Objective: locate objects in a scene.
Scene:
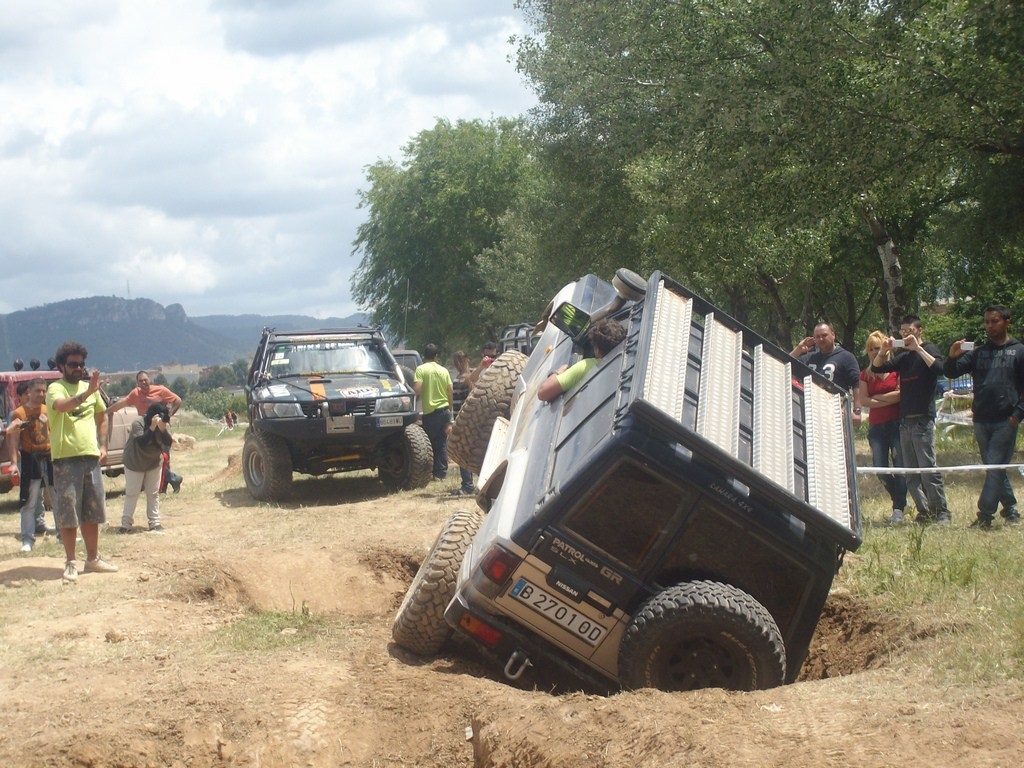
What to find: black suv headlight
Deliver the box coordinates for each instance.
[258,402,303,418]
[376,395,412,414]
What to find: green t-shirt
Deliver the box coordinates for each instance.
[555,357,599,394]
[45,379,106,460]
[414,361,453,415]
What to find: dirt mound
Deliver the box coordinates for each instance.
[798,589,904,680]
[1,432,1022,768]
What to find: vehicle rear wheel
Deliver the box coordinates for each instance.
[618,580,786,692]
[378,424,433,491]
[392,507,484,655]
[449,351,528,475]
[242,430,293,501]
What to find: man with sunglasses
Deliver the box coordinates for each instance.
[46,341,118,583]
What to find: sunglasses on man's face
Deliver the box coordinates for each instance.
[65,361,85,369]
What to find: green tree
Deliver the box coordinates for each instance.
[231,358,250,387]
[196,366,236,392]
[352,118,538,353]
[105,374,136,398]
[514,0,1024,341]
[184,389,236,421]
[170,377,192,399]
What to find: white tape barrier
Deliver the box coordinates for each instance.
[857,463,1024,475]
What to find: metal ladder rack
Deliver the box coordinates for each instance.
[640,280,852,530]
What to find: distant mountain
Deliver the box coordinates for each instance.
[0,297,370,372]
[190,312,370,349]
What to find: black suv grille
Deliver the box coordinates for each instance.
[300,399,376,418]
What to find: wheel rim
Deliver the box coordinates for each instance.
[247,449,265,487]
[378,436,409,478]
[658,635,748,691]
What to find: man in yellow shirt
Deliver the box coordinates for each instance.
[46,341,118,583]
[414,343,453,480]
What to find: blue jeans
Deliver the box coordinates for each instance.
[421,409,451,479]
[867,420,907,510]
[458,466,474,491]
[974,420,1019,521]
[899,417,949,520]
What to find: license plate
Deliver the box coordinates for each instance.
[377,416,402,427]
[509,578,607,646]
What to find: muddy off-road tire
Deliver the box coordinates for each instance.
[449,351,528,475]
[242,430,293,501]
[392,508,484,655]
[378,424,433,491]
[618,580,786,692]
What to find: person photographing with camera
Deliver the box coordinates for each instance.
[106,371,183,493]
[943,305,1024,529]
[118,402,174,534]
[870,315,950,525]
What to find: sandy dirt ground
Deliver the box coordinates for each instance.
[1,431,1022,768]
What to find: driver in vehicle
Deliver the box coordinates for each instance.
[537,319,626,402]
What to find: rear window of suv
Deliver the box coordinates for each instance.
[560,461,697,570]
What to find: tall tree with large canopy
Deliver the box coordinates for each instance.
[514,0,1024,339]
[352,118,536,352]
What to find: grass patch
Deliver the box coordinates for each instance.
[209,604,335,653]
[847,428,1024,684]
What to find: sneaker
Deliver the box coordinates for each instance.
[20,542,32,553]
[887,509,905,526]
[83,558,118,574]
[969,516,993,530]
[62,560,78,583]
[115,526,133,535]
[450,487,476,496]
[1002,512,1021,526]
[148,524,165,533]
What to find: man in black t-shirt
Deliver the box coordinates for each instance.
[871,315,950,525]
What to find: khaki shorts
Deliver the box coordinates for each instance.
[52,456,106,528]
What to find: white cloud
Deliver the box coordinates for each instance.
[0,0,535,318]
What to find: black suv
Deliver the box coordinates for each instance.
[393,270,862,692]
[243,327,432,500]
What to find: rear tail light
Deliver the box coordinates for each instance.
[479,545,521,586]
[459,613,502,647]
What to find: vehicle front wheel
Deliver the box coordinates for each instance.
[377,424,433,491]
[392,507,484,655]
[242,431,293,501]
[618,580,786,692]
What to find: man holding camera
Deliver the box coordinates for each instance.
[943,306,1024,529]
[107,371,183,493]
[871,315,950,525]
[46,341,118,582]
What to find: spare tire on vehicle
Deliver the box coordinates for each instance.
[448,350,528,475]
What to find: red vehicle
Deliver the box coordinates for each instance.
[0,369,133,494]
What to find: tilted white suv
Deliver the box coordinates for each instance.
[393,269,862,692]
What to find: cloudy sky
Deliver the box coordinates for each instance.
[0,0,537,319]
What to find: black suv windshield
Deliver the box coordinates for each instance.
[267,341,390,376]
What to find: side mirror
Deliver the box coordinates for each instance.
[550,302,592,343]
